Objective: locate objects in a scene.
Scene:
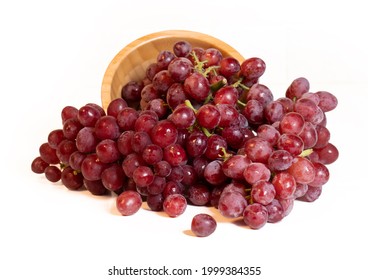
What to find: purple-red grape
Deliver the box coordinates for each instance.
[163,194,187,217]
[191,214,217,237]
[116,190,142,216]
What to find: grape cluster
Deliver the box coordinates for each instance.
[31,40,339,236]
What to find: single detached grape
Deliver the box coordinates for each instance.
[191,214,217,237]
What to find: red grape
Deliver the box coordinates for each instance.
[116,190,142,216]
[240,57,266,80]
[163,194,187,217]
[218,191,247,218]
[191,214,217,237]
[243,203,268,229]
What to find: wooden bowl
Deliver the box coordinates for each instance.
[101,30,245,110]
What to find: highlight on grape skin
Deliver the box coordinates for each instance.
[31,36,339,236]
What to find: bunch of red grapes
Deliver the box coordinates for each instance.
[31,40,338,237]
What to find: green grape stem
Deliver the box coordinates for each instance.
[59,163,67,170]
[220,147,232,161]
[299,148,314,158]
[190,51,206,75]
[245,194,253,205]
[184,99,197,113]
[184,99,213,137]
[190,50,220,78]
[237,99,246,108]
[203,93,213,104]
[201,127,212,137]
[210,77,227,92]
[73,169,80,175]
[231,76,250,91]
[203,65,220,77]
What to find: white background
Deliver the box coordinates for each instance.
[1,0,367,279]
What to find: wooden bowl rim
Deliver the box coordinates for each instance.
[101,30,244,109]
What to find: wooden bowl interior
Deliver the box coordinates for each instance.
[101,30,244,110]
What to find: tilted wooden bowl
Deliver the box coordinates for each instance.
[101,30,245,110]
